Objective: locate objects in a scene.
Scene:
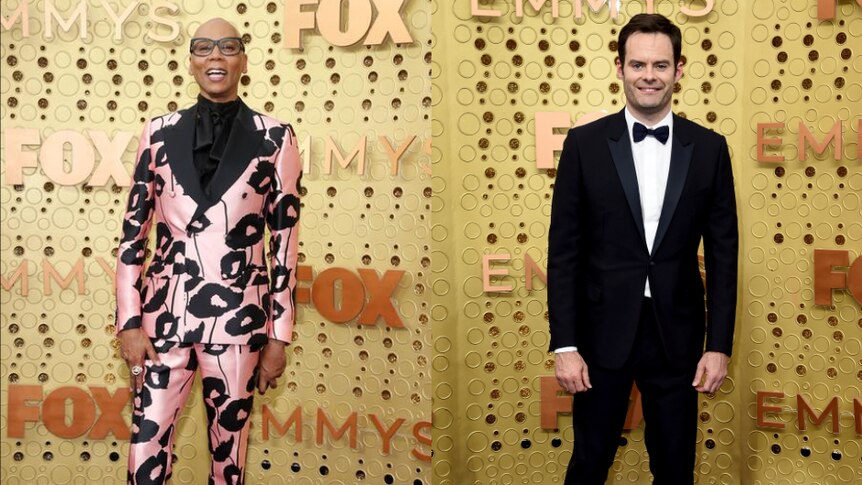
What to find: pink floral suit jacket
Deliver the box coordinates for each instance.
[115,100,301,346]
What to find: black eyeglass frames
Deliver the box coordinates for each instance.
[189,37,245,57]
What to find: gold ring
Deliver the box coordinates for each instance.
[131,365,143,376]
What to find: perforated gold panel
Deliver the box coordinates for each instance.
[432,1,860,484]
[1,0,431,483]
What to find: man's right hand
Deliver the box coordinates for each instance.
[118,328,160,392]
[554,351,592,394]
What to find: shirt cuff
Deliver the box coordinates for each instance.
[554,346,578,353]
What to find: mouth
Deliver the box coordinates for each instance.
[637,86,663,94]
[205,68,227,81]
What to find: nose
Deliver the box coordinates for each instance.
[643,66,656,81]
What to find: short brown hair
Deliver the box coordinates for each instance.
[618,13,682,65]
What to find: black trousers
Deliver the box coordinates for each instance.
[565,298,698,485]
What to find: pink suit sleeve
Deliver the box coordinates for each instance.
[265,124,302,343]
[115,121,155,335]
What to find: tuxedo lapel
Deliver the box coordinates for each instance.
[163,106,208,210]
[607,111,647,247]
[652,115,694,255]
[191,100,265,224]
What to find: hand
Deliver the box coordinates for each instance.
[118,328,160,392]
[692,351,729,393]
[554,351,592,394]
[257,339,287,395]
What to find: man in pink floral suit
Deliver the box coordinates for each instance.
[115,18,301,485]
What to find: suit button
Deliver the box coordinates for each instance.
[649,261,655,267]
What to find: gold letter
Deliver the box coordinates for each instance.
[471,0,502,17]
[680,0,714,17]
[813,249,849,306]
[316,408,358,448]
[39,130,94,185]
[146,1,180,43]
[365,0,413,45]
[798,120,841,161]
[756,391,785,429]
[483,254,513,292]
[44,0,88,40]
[324,136,367,174]
[379,135,416,176]
[89,130,134,187]
[43,258,86,296]
[756,123,785,163]
[317,0,373,47]
[535,112,570,169]
[797,395,840,434]
[516,0,559,17]
[98,0,141,41]
[0,1,29,37]
[284,0,319,49]
[3,128,40,185]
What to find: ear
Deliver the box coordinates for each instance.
[674,60,684,82]
[615,57,623,80]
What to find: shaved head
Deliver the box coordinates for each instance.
[193,17,240,39]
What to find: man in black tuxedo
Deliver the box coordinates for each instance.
[547,13,738,485]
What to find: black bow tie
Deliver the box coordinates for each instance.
[632,122,669,144]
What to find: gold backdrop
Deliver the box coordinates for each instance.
[0,0,431,483]
[432,1,860,484]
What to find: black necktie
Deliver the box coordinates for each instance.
[632,122,669,144]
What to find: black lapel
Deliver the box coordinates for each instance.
[163,106,208,209]
[189,99,265,226]
[651,115,694,255]
[606,111,647,246]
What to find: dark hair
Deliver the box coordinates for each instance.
[618,13,682,65]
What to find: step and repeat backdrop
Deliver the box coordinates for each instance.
[433,1,860,484]
[0,0,431,483]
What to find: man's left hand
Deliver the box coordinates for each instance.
[257,339,287,395]
[692,351,729,393]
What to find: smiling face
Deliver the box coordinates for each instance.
[616,32,683,125]
[189,18,247,103]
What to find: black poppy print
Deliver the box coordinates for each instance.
[154,173,166,196]
[120,239,148,266]
[188,283,243,318]
[220,251,248,280]
[266,193,300,231]
[133,450,168,484]
[203,377,230,408]
[155,223,173,252]
[186,214,212,234]
[142,280,170,314]
[219,397,254,432]
[155,312,179,340]
[131,417,160,444]
[223,464,242,485]
[133,148,154,182]
[225,305,267,336]
[202,344,229,356]
[183,322,205,342]
[226,214,265,249]
[247,161,274,194]
[144,363,171,390]
[212,435,235,462]
[269,266,292,293]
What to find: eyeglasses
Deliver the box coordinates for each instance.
[189,37,245,57]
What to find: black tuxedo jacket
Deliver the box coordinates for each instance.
[547,109,738,370]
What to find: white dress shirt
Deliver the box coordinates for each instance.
[555,108,674,354]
